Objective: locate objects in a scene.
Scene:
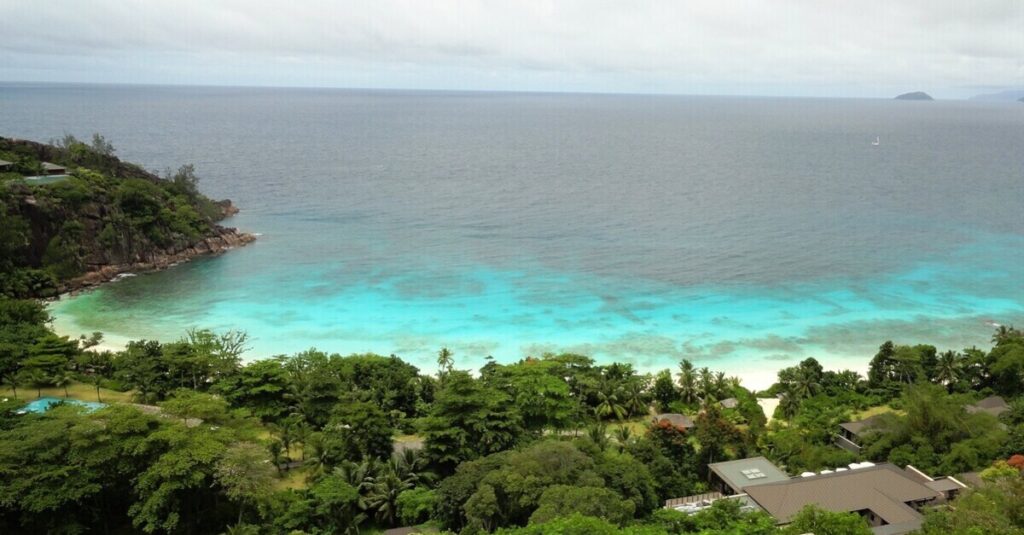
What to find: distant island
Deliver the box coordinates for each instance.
[895,91,933,101]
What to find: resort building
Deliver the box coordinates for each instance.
[0,158,12,171]
[836,414,885,454]
[719,397,739,409]
[41,162,67,175]
[666,457,967,535]
[838,396,1010,454]
[966,395,1010,418]
[652,413,695,431]
[708,456,790,495]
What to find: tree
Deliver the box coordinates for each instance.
[53,369,74,398]
[420,371,522,474]
[215,442,276,524]
[159,388,230,423]
[365,467,410,526]
[782,505,872,535]
[677,360,699,405]
[694,404,739,469]
[919,475,1024,535]
[652,369,678,411]
[934,350,962,390]
[396,487,437,526]
[321,400,394,462]
[595,383,627,421]
[436,347,454,381]
[529,485,635,526]
[309,474,366,534]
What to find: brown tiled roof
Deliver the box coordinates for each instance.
[744,464,939,524]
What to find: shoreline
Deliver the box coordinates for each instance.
[48,308,870,393]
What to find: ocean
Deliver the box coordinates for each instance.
[2,83,1023,386]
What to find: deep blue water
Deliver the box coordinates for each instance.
[2,84,1022,385]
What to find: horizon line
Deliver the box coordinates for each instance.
[0,79,979,101]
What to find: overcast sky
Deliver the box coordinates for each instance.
[1,1,1022,98]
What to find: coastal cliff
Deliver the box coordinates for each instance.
[0,135,255,297]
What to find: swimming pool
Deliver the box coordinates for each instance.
[17,396,107,414]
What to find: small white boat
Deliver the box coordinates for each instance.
[871,136,880,146]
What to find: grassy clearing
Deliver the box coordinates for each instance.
[854,405,901,420]
[274,465,311,490]
[1,381,135,404]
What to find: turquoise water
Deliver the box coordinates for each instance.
[2,85,1023,385]
[18,397,107,414]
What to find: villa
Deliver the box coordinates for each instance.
[838,396,1011,454]
[41,162,67,175]
[966,395,1010,418]
[665,457,967,535]
[652,413,695,431]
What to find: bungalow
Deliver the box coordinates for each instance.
[719,397,739,409]
[41,162,67,175]
[0,159,12,171]
[836,414,886,454]
[966,395,1010,418]
[667,456,966,535]
[652,413,695,431]
[838,396,1011,453]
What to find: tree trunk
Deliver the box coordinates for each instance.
[96,383,102,402]
[64,385,69,398]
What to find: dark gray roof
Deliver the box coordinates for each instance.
[708,456,790,492]
[925,477,967,493]
[839,414,886,436]
[966,396,1009,417]
[653,413,694,429]
[744,464,939,525]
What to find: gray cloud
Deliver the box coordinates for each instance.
[1,1,1022,96]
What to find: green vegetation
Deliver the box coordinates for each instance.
[0,135,235,298]
[2,294,1022,533]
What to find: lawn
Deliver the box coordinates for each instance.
[853,405,901,420]
[1,381,136,404]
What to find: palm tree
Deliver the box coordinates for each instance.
[677,360,699,405]
[391,449,435,487]
[779,392,801,419]
[713,371,729,399]
[365,468,410,527]
[612,425,632,451]
[20,369,48,398]
[595,384,627,421]
[436,347,454,382]
[621,380,648,417]
[792,368,821,400]
[697,367,715,402]
[332,459,377,508]
[586,423,610,450]
[53,371,74,398]
[934,350,962,390]
[992,325,1018,344]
